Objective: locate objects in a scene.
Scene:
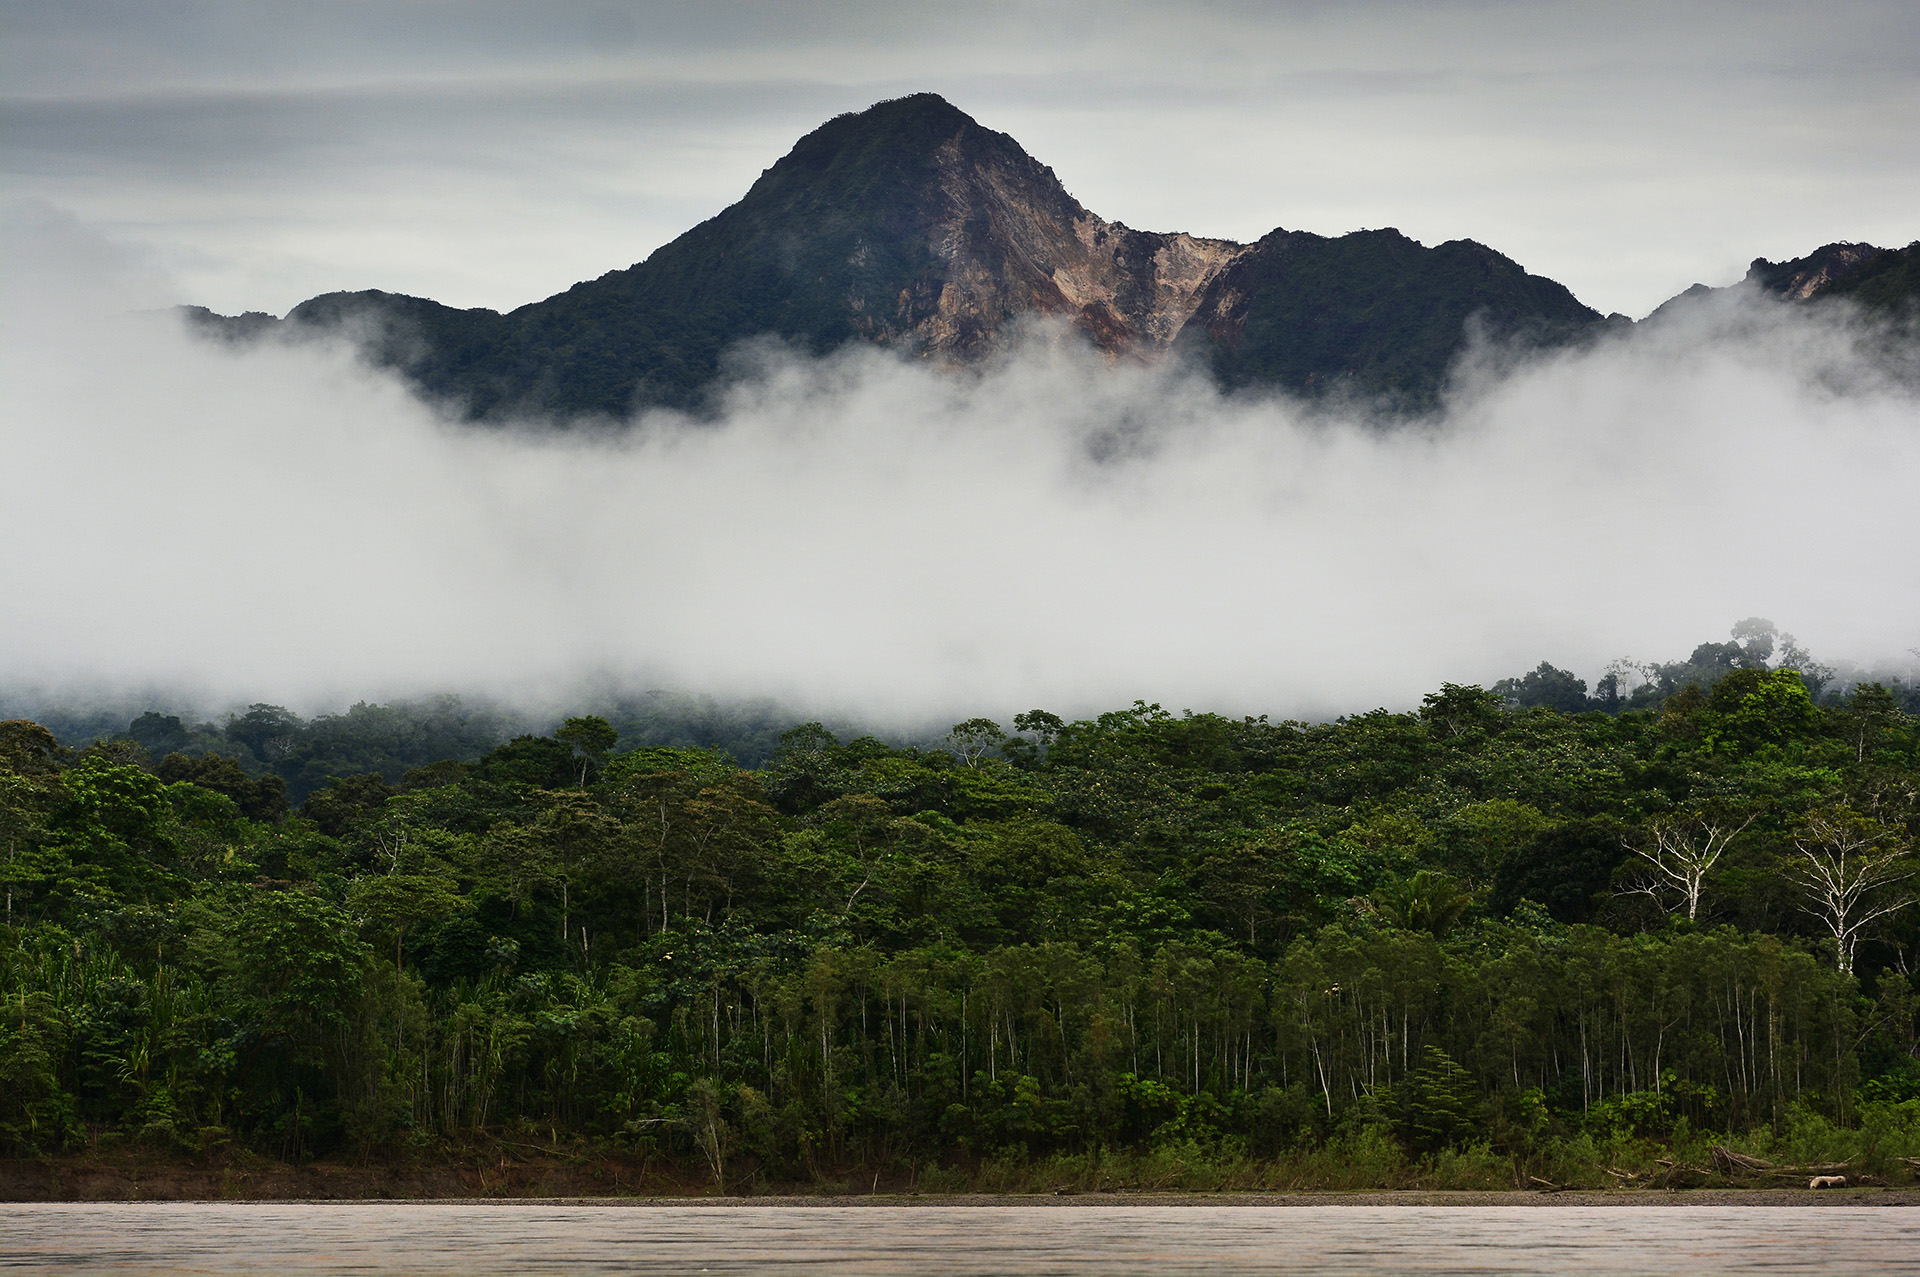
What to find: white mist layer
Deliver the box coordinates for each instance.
[3,207,1918,725]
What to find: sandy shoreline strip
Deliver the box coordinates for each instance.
[41,1189,1920,1207]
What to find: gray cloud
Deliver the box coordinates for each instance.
[3,207,1916,728]
[4,2,1917,317]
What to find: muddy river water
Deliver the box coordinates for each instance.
[2,1203,1917,1274]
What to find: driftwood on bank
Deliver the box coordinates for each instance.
[1711,1147,1774,1173]
[1710,1146,1854,1180]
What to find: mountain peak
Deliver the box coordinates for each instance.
[822,92,977,139]
[735,91,1047,226]
[760,93,989,187]
[181,94,1641,420]
[670,92,1240,369]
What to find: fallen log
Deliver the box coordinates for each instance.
[1658,1162,1710,1189]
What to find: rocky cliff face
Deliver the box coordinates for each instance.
[901,127,1246,358]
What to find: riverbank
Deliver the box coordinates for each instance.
[6,1149,1918,1204]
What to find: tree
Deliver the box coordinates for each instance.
[1394,1045,1484,1152]
[155,752,289,821]
[1186,841,1292,947]
[554,716,619,787]
[124,712,192,757]
[0,770,53,928]
[1703,667,1818,754]
[469,734,580,791]
[1493,663,1592,713]
[1491,819,1627,923]
[811,794,902,921]
[515,793,617,949]
[1624,811,1756,922]
[348,872,466,973]
[608,761,776,933]
[684,1078,731,1192]
[1775,631,1835,698]
[1730,617,1777,666]
[1002,710,1065,768]
[300,772,396,837]
[231,888,369,1047]
[1372,870,1474,937]
[1841,683,1901,763]
[49,755,182,909]
[1418,684,1507,738]
[224,704,304,764]
[1435,800,1552,887]
[1788,811,1914,974]
[0,721,65,775]
[945,718,1006,768]
[764,722,844,814]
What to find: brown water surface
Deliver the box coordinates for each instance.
[2,1203,1916,1275]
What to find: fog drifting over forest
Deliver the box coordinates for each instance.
[3,202,1918,729]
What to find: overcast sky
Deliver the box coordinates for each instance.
[6,0,1918,320]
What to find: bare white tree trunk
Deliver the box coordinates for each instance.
[1790,813,1913,975]
[1628,813,1755,920]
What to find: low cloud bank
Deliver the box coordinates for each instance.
[3,204,1917,730]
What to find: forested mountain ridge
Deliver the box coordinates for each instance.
[1173,225,1602,401]
[182,94,1638,419]
[1646,240,1920,320]
[4,627,1919,1189]
[1748,240,1920,308]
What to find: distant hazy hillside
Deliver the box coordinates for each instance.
[182,94,1916,422]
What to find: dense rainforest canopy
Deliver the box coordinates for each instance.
[3,629,1918,1189]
